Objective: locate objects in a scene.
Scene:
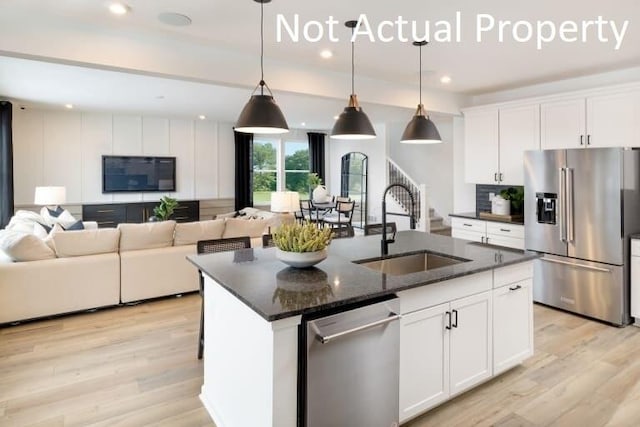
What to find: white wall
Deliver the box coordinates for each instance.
[12,107,235,205]
[452,116,476,213]
[387,117,456,224]
[327,124,387,223]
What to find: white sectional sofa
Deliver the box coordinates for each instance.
[0,212,291,324]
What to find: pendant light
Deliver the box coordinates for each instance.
[236,0,289,134]
[330,20,376,140]
[401,41,442,144]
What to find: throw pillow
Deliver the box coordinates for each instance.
[52,228,121,258]
[33,222,53,239]
[118,220,176,251]
[5,210,48,234]
[0,230,56,262]
[64,220,85,231]
[40,206,77,228]
[223,218,268,239]
[174,219,225,246]
[46,206,65,217]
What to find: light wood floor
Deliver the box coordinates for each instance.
[2,296,640,427]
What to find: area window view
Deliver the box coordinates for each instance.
[252,139,310,205]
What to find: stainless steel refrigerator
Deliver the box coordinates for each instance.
[524,148,640,326]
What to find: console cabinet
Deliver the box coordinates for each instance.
[83,200,199,227]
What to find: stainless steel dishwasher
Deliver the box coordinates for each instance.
[304,296,400,427]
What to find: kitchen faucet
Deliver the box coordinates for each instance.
[381,183,416,256]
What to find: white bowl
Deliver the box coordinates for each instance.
[276,248,327,268]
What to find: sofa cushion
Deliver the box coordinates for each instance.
[0,230,56,262]
[174,219,225,246]
[223,218,268,239]
[6,210,47,234]
[118,220,176,251]
[52,228,121,258]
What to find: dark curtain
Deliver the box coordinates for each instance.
[234,130,253,211]
[0,101,13,228]
[307,132,326,184]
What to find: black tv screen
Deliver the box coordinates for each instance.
[102,155,176,193]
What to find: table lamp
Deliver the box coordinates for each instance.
[34,186,66,212]
[270,191,300,213]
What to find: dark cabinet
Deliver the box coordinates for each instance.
[83,200,199,228]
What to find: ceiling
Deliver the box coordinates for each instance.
[0,0,639,124]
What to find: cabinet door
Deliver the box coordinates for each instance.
[485,233,525,250]
[451,228,485,243]
[586,91,640,148]
[632,255,640,319]
[498,104,540,185]
[541,98,586,150]
[449,291,492,396]
[399,303,450,423]
[464,109,499,184]
[493,279,533,374]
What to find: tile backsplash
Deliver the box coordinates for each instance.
[476,184,523,215]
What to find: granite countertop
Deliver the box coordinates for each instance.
[450,211,525,225]
[187,231,539,322]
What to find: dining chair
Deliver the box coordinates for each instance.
[196,236,251,360]
[331,223,355,239]
[300,199,325,224]
[262,233,275,248]
[364,222,397,236]
[322,201,355,229]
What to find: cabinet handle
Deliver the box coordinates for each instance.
[494,172,498,182]
[97,209,114,213]
[499,173,503,182]
[463,223,473,227]
[174,216,189,220]
[481,236,485,243]
[445,311,451,330]
[509,285,522,291]
[499,228,511,232]
[452,309,458,328]
[587,134,591,146]
[580,135,584,145]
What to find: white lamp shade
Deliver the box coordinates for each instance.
[34,186,66,206]
[270,191,300,213]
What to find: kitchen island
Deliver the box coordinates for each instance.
[188,231,538,427]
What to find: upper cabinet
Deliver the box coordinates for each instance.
[541,90,640,150]
[464,104,539,186]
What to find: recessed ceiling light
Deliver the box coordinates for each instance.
[198,115,206,120]
[320,49,333,59]
[158,12,192,27]
[108,3,130,15]
[64,104,73,109]
[333,115,339,120]
[301,122,306,127]
[440,75,452,84]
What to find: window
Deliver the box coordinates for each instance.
[252,138,310,206]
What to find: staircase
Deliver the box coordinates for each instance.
[387,159,451,236]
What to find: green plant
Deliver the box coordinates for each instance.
[308,173,323,188]
[273,222,333,252]
[499,187,524,213]
[153,196,179,221]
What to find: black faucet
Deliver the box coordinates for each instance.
[381,183,417,256]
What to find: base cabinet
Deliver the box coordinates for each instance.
[399,292,492,423]
[493,279,534,374]
[451,217,525,250]
[399,262,533,424]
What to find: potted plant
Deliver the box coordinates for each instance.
[272,222,333,268]
[499,187,524,215]
[308,173,329,203]
[151,196,179,221]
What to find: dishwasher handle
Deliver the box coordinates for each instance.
[314,313,401,344]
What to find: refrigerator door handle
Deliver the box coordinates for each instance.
[567,168,575,243]
[558,167,566,243]
[540,257,612,273]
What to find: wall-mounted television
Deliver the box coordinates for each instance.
[102,155,176,193]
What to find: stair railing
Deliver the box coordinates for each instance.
[386,159,429,232]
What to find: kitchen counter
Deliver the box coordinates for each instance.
[450,211,525,225]
[187,230,537,321]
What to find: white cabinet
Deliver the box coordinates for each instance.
[631,239,640,323]
[399,303,450,421]
[493,278,533,374]
[464,104,540,185]
[451,217,524,250]
[449,292,492,396]
[541,91,640,150]
[464,109,499,184]
[399,292,492,423]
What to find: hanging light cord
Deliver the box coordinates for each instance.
[351,28,355,95]
[259,0,265,94]
[418,43,423,105]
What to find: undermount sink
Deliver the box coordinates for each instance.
[355,251,470,276]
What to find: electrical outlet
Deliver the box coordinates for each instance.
[489,192,495,201]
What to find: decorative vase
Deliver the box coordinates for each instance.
[491,195,511,215]
[312,185,329,203]
[276,248,327,268]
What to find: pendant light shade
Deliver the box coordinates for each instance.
[401,41,442,144]
[235,0,288,134]
[331,20,376,140]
